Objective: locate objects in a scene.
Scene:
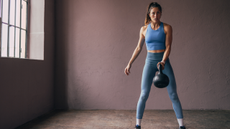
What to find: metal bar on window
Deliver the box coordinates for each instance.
[7,0,11,57]
[25,0,28,58]
[0,0,3,56]
[2,21,26,31]
[14,0,16,57]
[19,0,21,58]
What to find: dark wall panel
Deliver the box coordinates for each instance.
[0,0,55,128]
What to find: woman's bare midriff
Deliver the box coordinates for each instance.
[148,49,165,53]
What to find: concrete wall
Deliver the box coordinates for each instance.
[55,0,230,110]
[0,0,55,128]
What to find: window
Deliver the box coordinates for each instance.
[1,0,28,58]
[1,0,45,60]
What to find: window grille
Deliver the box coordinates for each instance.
[1,0,28,58]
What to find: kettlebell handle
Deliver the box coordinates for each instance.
[158,64,162,73]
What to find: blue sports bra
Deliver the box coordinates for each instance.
[145,22,166,50]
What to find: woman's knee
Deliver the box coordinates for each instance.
[169,92,179,101]
[140,91,150,102]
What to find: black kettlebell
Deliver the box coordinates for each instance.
[153,64,169,88]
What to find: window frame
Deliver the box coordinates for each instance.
[0,0,29,58]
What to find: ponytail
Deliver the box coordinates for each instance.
[144,2,162,25]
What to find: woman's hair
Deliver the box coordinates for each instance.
[144,2,162,25]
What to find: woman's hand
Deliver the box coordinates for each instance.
[157,62,165,70]
[124,64,132,75]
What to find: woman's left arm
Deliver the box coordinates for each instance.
[157,24,172,69]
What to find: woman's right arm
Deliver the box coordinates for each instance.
[124,26,146,75]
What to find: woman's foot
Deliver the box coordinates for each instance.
[180,126,186,129]
[135,125,141,129]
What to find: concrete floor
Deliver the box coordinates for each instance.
[16,110,230,129]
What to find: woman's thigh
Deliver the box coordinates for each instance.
[141,61,158,91]
[163,59,177,93]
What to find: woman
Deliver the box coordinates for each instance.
[124,2,186,129]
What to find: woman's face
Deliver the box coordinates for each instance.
[149,7,162,23]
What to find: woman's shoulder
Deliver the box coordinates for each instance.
[140,25,148,32]
[162,22,172,34]
[162,22,172,29]
[140,25,148,36]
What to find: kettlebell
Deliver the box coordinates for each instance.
[153,64,169,88]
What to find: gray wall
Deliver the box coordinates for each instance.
[55,0,230,110]
[0,0,55,128]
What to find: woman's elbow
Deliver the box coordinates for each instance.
[165,46,171,52]
[136,46,142,51]
[165,45,171,50]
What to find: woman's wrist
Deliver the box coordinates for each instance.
[161,60,165,65]
[128,62,132,66]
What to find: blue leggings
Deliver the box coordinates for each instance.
[136,52,183,119]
